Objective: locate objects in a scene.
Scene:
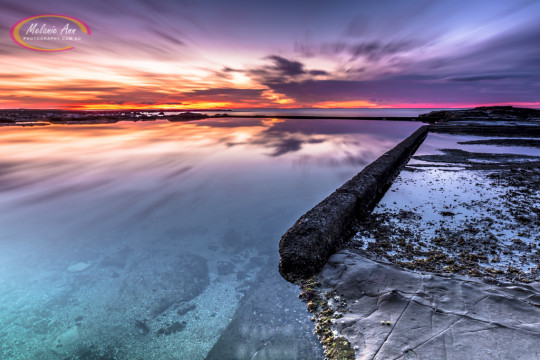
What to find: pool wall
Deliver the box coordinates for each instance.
[279,125,429,282]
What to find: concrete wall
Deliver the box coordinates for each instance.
[279,126,429,282]
[430,124,540,137]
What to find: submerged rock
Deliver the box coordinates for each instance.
[134,319,150,335]
[217,261,235,276]
[67,262,91,272]
[120,251,210,318]
[51,325,79,354]
[176,303,196,316]
[156,321,186,336]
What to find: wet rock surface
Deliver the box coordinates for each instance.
[318,250,540,360]
[352,132,540,283]
[457,138,540,148]
[419,106,540,122]
[413,148,540,166]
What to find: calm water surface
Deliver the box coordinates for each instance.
[160,107,450,118]
[0,117,421,359]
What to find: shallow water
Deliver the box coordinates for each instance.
[357,133,540,280]
[0,117,421,359]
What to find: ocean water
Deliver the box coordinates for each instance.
[159,108,450,118]
[0,117,422,359]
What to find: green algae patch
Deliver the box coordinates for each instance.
[299,277,355,360]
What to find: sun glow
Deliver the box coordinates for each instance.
[261,90,295,105]
[69,102,242,111]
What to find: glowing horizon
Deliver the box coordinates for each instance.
[4,101,540,111]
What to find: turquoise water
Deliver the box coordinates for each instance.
[0,117,421,359]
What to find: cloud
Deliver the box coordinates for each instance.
[256,137,303,156]
[300,39,419,63]
[250,130,326,157]
[193,119,265,128]
[266,55,306,77]
[349,40,417,61]
[85,87,268,106]
[247,55,329,88]
[184,88,264,98]
[177,88,268,105]
[447,75,526,82]
[309,70,328,76]
[261,9,540,107]
[263,74,540,106]
[222,67,242,72]
[150,28,186,46]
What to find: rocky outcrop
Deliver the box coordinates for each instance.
[167,112,209,121]
[318,250,540,360]
[419,106,540,123]
[278,126,428,282]
[430,123,540,137]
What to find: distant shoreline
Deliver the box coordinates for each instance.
[2,106,540,127]
[212,114,418,121]
[0,108,423,126]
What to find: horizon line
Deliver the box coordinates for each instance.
[1,104,539,112]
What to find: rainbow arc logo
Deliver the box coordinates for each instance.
[10,14,91,52]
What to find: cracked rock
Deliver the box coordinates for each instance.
[318,250,540,360]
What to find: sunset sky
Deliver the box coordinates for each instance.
[1,0,540,110]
